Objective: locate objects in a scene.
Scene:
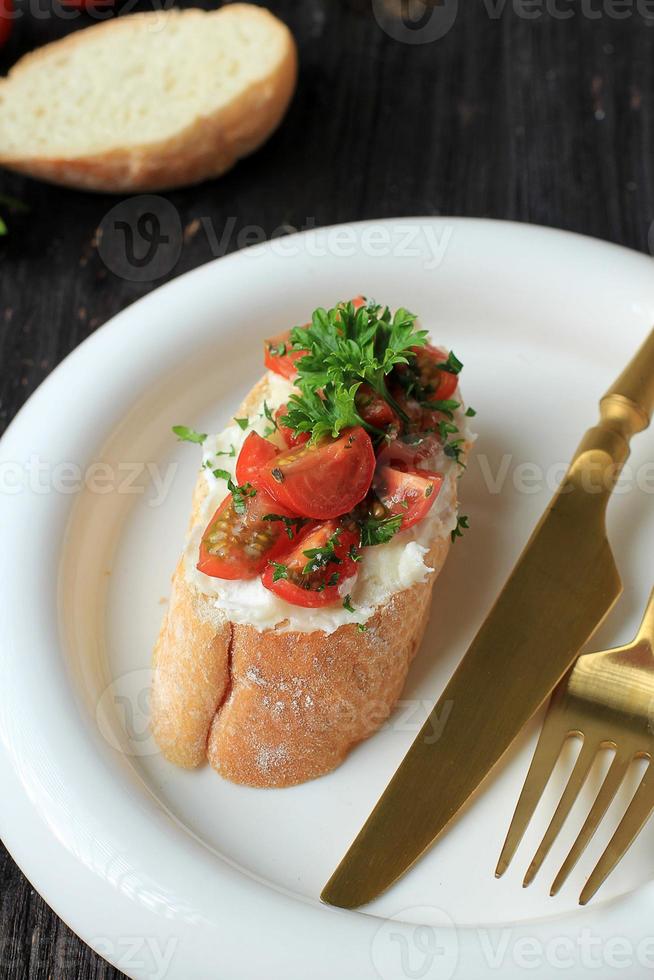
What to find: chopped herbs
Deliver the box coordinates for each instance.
[465,406,477,417]
[357,623,368,633]
[262,401,278,437]
[451,514,470,543]
[263,514,308,539]
[343,594,356,613]
[269,561,288,582]
[358,512,403,547]
[212,468,256,515]
[441,351,463,375]
[267,341,287,357]
[425,398,460,418]
[348,545,362,562]
[172,425,207,444]
[302,530,343,574]
[281,301,428,442]
[234,417,249,430]
[444,438,466,466]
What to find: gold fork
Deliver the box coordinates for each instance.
[496,588,654,905]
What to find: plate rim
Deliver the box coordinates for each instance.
[2,216,654,980]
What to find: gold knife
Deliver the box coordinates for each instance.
[322,328,654,909]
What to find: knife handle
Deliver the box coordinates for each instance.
[600,327,654,438]
[569,328,654,493]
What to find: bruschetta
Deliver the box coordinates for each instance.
[151,298,474,787]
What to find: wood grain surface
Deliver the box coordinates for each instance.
[1,0,653,976]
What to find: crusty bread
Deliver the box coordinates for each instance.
[0,5,297,193]
[151,376,459,788]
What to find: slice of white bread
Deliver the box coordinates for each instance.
[0,4,297,192]
[151,375,468,788]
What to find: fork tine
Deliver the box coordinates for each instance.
[580,764,654,905]
[495,720,567,878]
[523,739,597,887]
[550,751,629,896]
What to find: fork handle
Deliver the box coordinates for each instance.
[636,587,654,646]
[569,329,654,493]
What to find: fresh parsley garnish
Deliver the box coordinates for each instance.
[357,623,368,633]
[441,351,463,375]
[302,530,343,574]
[270,561,288,582]
[213,468,256,515]
[234,417,249,430]
[451,514,470,542]
[280,301,428,443]
[444,439,466,466]
[262,401,278,437]
[358,513,403,547]
[263,513,308,539]
[425,399,460,418]
[343,594,356,613]
[172,425,207,444]
[348,545,362,562]
[465,406,477,417]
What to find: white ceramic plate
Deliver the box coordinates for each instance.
[2,218,654,980]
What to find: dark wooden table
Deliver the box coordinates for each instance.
[2,0,654,976]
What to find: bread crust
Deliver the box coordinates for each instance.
[151,375,459,788]
[0,6,297,193]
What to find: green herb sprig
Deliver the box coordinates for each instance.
[281,301,428,443]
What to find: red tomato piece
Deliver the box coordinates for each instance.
[261,520,360,607]
[0,0,13,46]
[275,404,310,448]
[355,383,399,432]
[376,434,441,472]
[373,466,443,531]
[351,295,366,310]
[235,431,279,484]
[258,427,376,520]
[413,344,459,401]
[264,329,308,379]
[198,489,296,580]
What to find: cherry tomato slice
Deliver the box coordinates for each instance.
[355,383,399,432]
[258,427,375,520]
[261,520,360,607]
[275,404,310,448]
[198,488,296,580]
[376,434,441,472]
[0,0,13,46]
[235,431,279,484]
[264,329,308,379]
[373,466,443,531]
[413,344,459,401]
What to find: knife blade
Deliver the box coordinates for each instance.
[322,328,654,910]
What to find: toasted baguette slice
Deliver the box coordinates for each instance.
[151,375,464,788]
[0,5,297,193]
